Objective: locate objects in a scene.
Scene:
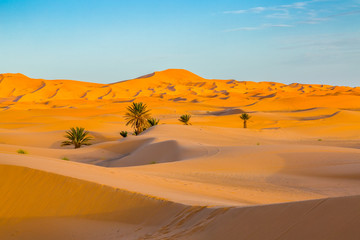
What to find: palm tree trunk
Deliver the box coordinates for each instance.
[244,120,247,128]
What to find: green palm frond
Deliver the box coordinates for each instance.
[120,131,128,137]
[147,117,160,126]
[240,113,251,121]
[179,114,191,125]
[240,113,251,128]
[124,102,151,134]
[61,127,93,149]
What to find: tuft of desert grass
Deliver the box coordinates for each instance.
[17,149,27,154]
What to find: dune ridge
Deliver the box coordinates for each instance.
[1,70,360,110]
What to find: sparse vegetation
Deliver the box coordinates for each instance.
[61,127,93,149]
[62,157,69,161]
[120,131,128,138]
[179,114,191,125]
[150,161,157,164]
[17,149,27,154]
[240,113,251,128]
[147,117,160,127]
[124,102,151,135]
[318,139,322,141]
[256,142,260,146]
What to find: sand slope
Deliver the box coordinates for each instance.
[0,70,360,239]
[1,164,360,240]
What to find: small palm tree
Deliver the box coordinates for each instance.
[124,102,151,135]
[148,118,160,127]
[120,131,128,138]
[179,114,191,125]
[240,113,251,128]
[61,127,93,149]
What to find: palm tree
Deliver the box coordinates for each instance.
[120,131,128,138]
[61,127,93,149]
[124,102,151,135]
[240,113,251,128]
[147,117,160,127]
[179,114,191,125]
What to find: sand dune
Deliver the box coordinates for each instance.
[1,69,360,239]
[1,70,360,109]
[1,163,360,240]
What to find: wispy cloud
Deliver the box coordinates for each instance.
[300,17,330,24]
[280,2,309,9]
[224,6,267,14]
[223,1,317,15]
[225,24,293,32]
[300,8,360,24]
[265,24,294,28]
[266,9,291,19]
[224,27,260,32]
[279,33,360,50]
[223,0,360,31]
[328,9,360,17]
[278,33,360,65]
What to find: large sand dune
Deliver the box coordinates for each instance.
[1,69,360,239]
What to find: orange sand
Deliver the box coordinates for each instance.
[0,69,360,239]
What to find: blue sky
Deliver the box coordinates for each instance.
[0,0,359,86]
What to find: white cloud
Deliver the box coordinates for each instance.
[266,9,291,19]
[223,0,359,31]
[300,17,330,24]
[223,10,247,14]
[225,24,293,32]
[224,27,260,32]
[223,6,267,14]
[251,7,267,13]
[281,2,309,9]
[264,24,294,28]
[224,1,315,15]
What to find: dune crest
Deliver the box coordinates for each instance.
[1,70,359,111]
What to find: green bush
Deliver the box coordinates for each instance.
[179,114,191,125]
[120,131,128,138]
[148,118,160,126]
[17,149,28,154]
[62,157,69,161]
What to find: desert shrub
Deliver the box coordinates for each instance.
[62,157,69,161]
[17,149,27,154]
[148,118,160,126]
[120,131,128,138]
[179,114,191,125]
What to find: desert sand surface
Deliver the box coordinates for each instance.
[1,69,360,239]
